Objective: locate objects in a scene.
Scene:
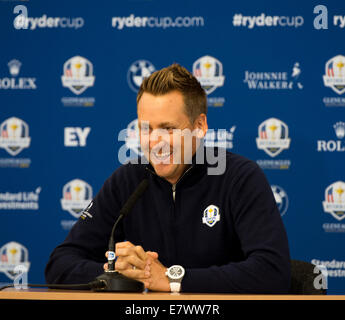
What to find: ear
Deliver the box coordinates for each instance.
[194,113,208,138]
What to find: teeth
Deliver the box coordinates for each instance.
[154,152,171,158]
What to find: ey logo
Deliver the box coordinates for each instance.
[64,127,91,147]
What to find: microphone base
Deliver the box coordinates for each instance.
[92,271,144,292]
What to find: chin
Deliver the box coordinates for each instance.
[152,163,177,181]
[153,163,173,175]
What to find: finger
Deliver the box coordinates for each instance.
[134,245,147,262]
[116,264,150,279]
[116,245,147,263]
[116,255,146,270]
[116,241,133,250]
[105,251,108,258]
[116,246,134,257]
[103,263,108,270]
[115,256,148,271]
[115,259,131,270]
[119,268,151,280]
[146,251,159,259]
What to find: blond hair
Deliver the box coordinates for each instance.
[137,63,207,123]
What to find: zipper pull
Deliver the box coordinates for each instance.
[172,184,176,202]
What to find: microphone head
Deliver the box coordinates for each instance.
[120,179,149,217]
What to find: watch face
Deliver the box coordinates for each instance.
[168,265,185,280]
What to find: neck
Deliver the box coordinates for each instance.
[165,164,191,185]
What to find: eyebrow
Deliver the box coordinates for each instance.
[157,122,177,128]
[139,121,178,129]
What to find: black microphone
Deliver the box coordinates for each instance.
[92,179,149,292]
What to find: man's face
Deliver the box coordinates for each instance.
[137,90,206,185]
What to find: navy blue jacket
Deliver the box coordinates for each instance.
[45,149,291,293]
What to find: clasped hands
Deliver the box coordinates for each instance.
[103,241,170,291]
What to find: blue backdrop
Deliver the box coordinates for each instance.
[1,0,344,294]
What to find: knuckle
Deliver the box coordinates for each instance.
[128,255,137,265]
[117,248,128,256]
[115,242,124,249]
[116,241,132,250]
[135,245,143,252]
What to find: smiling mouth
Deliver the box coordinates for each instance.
[151,149,173,163]
[149,140,174,164]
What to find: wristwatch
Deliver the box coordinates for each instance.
[165,265,185,292]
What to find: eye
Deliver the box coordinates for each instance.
[164,127,175,132]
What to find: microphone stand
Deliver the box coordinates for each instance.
[92,180,148,292]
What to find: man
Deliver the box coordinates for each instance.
[45,64,291,293]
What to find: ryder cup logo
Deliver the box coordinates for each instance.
[0,242,30,280]
[0,117,31,156]
[61,56,95,95]
[61,179,93,218]
[125,119,143,156]
[202,205,220,227]
[193,55,225,95]
[127,60,155,92]
[323,181,345,221]
[323,55,345,95]
[271,185,289,216]
[256,118,290,157]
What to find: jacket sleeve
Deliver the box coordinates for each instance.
[45,173,125,285]
[181,162,291,293]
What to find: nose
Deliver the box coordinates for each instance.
[149,129,170,151]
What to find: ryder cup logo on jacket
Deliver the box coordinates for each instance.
[61,56,95,95]
[0,241,30,280]
[193,56,225,95]
[127,60,155,92]
[61,179,93,218]
[202,205,220,227]
[0,117,31,156]
[322,181,345,221]
[323,55,345,95]
[256,118,290,157]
